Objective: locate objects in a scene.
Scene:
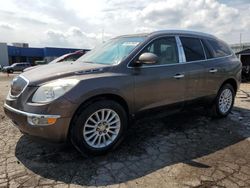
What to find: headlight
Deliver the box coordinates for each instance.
[32,79,79,103]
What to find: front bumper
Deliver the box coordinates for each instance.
[4,103,71,142]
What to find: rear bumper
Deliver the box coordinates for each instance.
[4,103,71,142]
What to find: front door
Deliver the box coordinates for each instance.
[132,36,186,112]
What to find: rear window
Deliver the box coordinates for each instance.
[180,37,205,62]
[205,39,232,58]
[201,40,213,59]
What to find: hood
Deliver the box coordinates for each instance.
[3,66,11,69]
[21,61,109,85]
[23,65,42,72]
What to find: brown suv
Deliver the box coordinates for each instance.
[4,30,241,155]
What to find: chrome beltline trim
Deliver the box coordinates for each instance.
[4,103,61,118]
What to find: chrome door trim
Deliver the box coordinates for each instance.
[209,68,218,73]
[200,39,207,59]
[175,36,186,63]
[127,35,233,69]
[173,74,185,79]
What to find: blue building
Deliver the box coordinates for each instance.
[0,43,89,66]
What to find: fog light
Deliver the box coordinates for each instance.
[27,116,58,126]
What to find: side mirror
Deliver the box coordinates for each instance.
[137,52,158,65]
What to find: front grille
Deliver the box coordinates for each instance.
[10,76,28,97]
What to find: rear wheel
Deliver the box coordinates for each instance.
[211,83,235,118]
[8,69,13,73]
[70,100,128,155]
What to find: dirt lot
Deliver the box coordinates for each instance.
[0,72,250,188]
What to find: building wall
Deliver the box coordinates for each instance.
[0,43,9,67]
[1,42,88,66]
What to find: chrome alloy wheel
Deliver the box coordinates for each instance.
[218,88,233,114]
[83,109,121,148]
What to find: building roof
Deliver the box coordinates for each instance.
[236,48,250,55]
[231,43,250,48]
[7,46,88,57]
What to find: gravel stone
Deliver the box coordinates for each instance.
[0,73,250,187]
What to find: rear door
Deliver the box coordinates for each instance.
[178,36,207,101]
[132,36,187,112]
[201,39,233,95]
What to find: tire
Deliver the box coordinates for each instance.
[8,69,13,74]
[211,83,235,118]
[70,100,128,156]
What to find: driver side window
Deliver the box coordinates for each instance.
[142,37,179,66]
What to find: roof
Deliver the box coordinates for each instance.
[149,30,217,39]
[117,30,217,40]
[115,33,149,38]
[236,48,250,55]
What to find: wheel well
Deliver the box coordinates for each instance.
[221,78,237,92]
[68,94,129,138]
[84,94,129,113]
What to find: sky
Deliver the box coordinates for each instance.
[0,0,249,49]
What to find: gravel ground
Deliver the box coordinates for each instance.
[0,72,250,188]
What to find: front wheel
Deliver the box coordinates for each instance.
[211,84,235,118]
[70,100,128,156]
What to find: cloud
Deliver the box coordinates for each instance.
[134,0,246,38]
[97,0,250,43]
[0,0,249,48]
[0,23,14,30]
[43,27,112,48]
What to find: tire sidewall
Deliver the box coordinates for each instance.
[215,84,235,116]
[70,100,128,155]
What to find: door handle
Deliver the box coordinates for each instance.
[209,68,218,73]
[173,74,185,79]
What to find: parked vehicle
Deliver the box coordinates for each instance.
[236,49,250,82]
[24,50,89,72]
[34,60,47,65]
[4,30,241,155]
[49,50,89,64]
[2,62,31,73]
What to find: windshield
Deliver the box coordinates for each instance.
[77,36,145,65]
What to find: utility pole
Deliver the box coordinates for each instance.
[240,33,242,50]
